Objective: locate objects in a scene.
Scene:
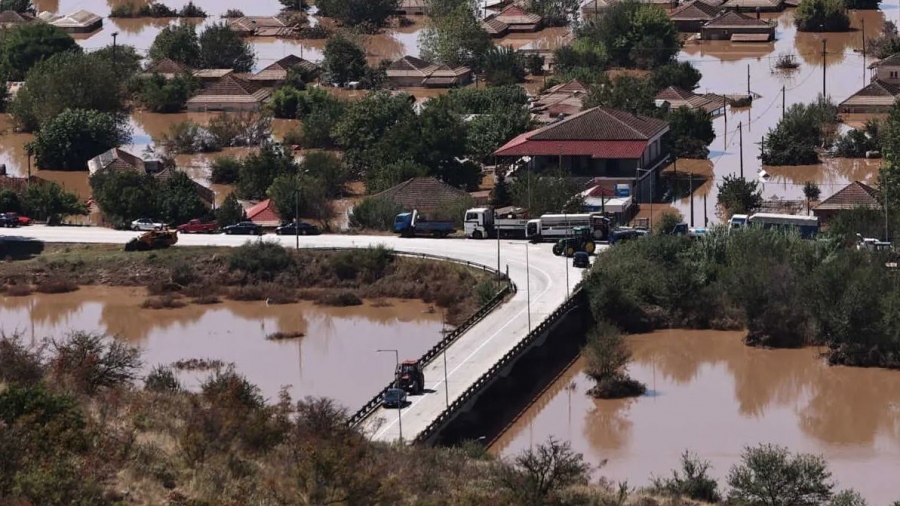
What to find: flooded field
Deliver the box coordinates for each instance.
[0,286,445,404]
[492,330,900,504]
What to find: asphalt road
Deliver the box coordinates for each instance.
[1,226,590,443]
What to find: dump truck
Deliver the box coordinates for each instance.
[124,230,178,251]
[394,209,455,238]
[464,207,529,239]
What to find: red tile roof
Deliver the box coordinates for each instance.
[814,181,880,211]
[530,107,669,141]
[247,199,281,225]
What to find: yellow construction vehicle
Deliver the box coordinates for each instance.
[124,230,178,252]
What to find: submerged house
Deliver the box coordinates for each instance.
[38,9,102,33]
[840,53,900,113]
[186,75,271,112]
[248,55,320,87]
[87,148,214,206]
[386,55,472,88]
[394,0,428,15]
[227,16,295,37]
[0,10,35,29]
[668,1,721,32]
[494,107,670,203]
[655,87,727,116]
[700,11,776,41]
[142,58,193,80]
[721,0,785,10]
[531,79,588,124]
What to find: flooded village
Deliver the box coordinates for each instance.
[1,0,900,504]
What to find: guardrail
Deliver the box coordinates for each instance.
[413,287,584,444]
[338,247,516,428]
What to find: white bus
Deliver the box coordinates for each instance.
[525,213,611,242]
[729,213,819,239]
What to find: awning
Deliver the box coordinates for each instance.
[730,33,772,42]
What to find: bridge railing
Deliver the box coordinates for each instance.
[334,248,515,428]
[413,287,584,444]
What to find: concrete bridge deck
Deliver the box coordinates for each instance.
[3,226,584,443]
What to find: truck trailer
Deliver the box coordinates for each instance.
[394,209,455,238]
[464,208,529,239]
[525,213,612,243]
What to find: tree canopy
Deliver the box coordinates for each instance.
[11,51,128,132]
[578,0,680,69]
[667,107,716,159]
[528,0,579,26]
[760,96,838,165]
[321,33,368,86]
[236,143,300,200]
[316,0,399,30]
[198,22,256,72]
[419,0,493,68]
[0,22,80,81]
[136,73,199,113]
[21,181,87,224]
[795,0,850,32]
[717,174,763,218]
[27,109,131,170]
[481,46,526,86]
[149,23,201,67]
[90,167,207,224]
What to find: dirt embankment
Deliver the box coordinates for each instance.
[0,243,502,325]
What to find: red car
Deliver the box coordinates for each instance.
[176,219,218,234]
[1,212,30,226]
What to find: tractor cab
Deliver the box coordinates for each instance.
[552,226,597,257]
[395,360,425,395]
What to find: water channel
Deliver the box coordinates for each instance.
[0,286,444,404]
[492,330,900,504]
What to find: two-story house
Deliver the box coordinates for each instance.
[493,107,670,203]
[839,53,900,114]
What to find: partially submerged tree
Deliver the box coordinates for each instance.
[321,33,368,86]
[28,109,131,170]
[650,61,703,91]
[236,143,299,200]
[0,22,79,81]
[583,320,647,399]
[577,0,680,68]
[419,0,493,68]
[759,96,838,165]
[316,0,399,30]
[717,174,763,218]
[149,22,201,67]
[795,0,850,32]
[667,107,716,159]
[198,22,255,72]
[527,0,579,26]
[135,72,199,113]
[481,46,527,86]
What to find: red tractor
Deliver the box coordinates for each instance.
[395,360,425,395]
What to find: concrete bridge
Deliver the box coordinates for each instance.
[4,226,584,443]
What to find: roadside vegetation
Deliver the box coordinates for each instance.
[0,243,497,324]
[0,328,887,505]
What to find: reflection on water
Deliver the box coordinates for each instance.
[0,286,444,404]
[493,330,900,505]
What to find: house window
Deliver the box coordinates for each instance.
[891,71,899,79]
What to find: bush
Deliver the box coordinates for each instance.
[349,197,403,230]
[50,331,142,394]
[28,108,131,170]
[316,291,363,306]
[727,444,834,506]
[210,156,241,184]
[760,96,838,165]
[142,294,188,309]
[0,238,44,259]
[795,0,850,32]
[35,278,78,294]
[145,365,180,392]
[265,331,305,340]
[6,283,32,296]
[228,241,293,281]
[0,333,45,385]
[327,246,395,283]
[650,451,721,503]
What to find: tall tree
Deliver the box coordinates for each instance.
[198,22,256,72]
[527,0,579,27]
[727,444,834,506]
[803,181,821,214]
[236,143,299,199]
[136,73,199,113]
[92,43,143,77]
[321,33,367,86]
[578,0,680,68]
[10,51,127,132]
[584,74,658,116]
[90,170,161,222]
[316,0,400,29]
[299,151,349,198]
[419,0,492,68]
[21,182,87,224]
[149,23,201,67]
[717,174,763,218]
[667,107,715,159]
[650,61,702,91]
[216,192,245,227]
[27,109,131,170]
[334,91,416,171]
[795,0,850,32]
[0,23,80,81]
[267,173,333,225]
[481,46,526,86]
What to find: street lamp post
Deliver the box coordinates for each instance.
[636,167,653,233]
[376,348,402,444]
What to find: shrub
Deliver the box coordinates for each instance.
[727,444,834,506]
[145,365,180,392]
[475,280,501,306]
[650,451,721,503]
[266,331,305,340]
[349,197,404,230]
[193,294,221,305]
[50,331,142,394]
[228,241,293,281]
[656,212,684,235]
[0,332,45,385]
[327,246,395,283]
[316,291,363,306]
[497,437,591,505]
[222,8,244,17]
[141,294,187,309]
[34,277,78,293]
[0,238,43,258]
[179,1,207,17]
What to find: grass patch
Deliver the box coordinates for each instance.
[141,294,187,310]
[34,278,79,294]
[172,358,225,371]
[316,291,363,307]
[265,331,305,341]
[192,295,221,305]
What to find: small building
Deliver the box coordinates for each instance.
[481,17,510,37]
[700,11,775,41]
[655,87,726,116]
[491,5,542,32]
[186,75,272,112]
[532,79,588,124]
[248,55,320,87]
[0,10,34,29]
[580,184,633,221]
[494,107,670,203]
[386,55,472,88]
[142,58,193,80]
[227,16,295,37]
[838,80,900,114]
[38,9,102,33]
[370,177,471,215]
[668,1,721,32]
[246,199,281,227]
[812,181,880,222]
[868,52,900,83]
[720,0,785,11]
[394,0,428,15]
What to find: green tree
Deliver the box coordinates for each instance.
[301,151,349,198]
[316,0,400,29]
[578,0,680,68]
[28,109,131,170]
[650,451,721,503]
[236,143,299,199]
[0,0,34,13]
[322,33,367,86]
[524,53,545,76]
[0,22,79,81]
[136,72,198,113]
[650,61,702,91]
[267,173,333,225]
[490,171,512,208]
[803,181,821,214]
[584,74,658,116]
[11,51,127,132]
[335,91,416,171]
[552,39,607,81]
[667,107,715,159]
[210,155,241,184]
[528,0,578,26]
[157,171,206,225]
[270,85,305,119]
[481,46,526,86]
[465,105,531,162]
[198,22,255,72]
[364,159,427,193]
[727,444,834,506]
[511,171,584,215]
[717,174,763,218]
[656,211,685,234]
[795,0,850,32]
[92,43,143,77]
[833,120,881,158]
[21,182,87,224]
[279,0,308,10]
[419,0,493,68]
[216,192,245,227]
[760,96,838,165]
[302,98,347,148]
[498,437,591,505]
[148,22,201,67]
[90,169,161,222]
[0,189,21,213]
[348,196,402,230]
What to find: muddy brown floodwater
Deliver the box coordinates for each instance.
[0,286,444,405]
[492,330,900,504]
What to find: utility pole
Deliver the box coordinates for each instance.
[822,39,827,97]
[886,185,890,242]
[111,32,119,69]
[747,64,750,95]
[294,189,300,250]
[723,95,728,148]
[738,122,744,179]
[862,18,867,86]
[689,172,695,227]
[704,192,708,226]
[782,85,786,118]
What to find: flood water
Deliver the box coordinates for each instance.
[492,330,900,504]
[0,286,444,404]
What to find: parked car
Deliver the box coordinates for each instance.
[573,251,590,268]
[382,387,408,408]
[176,219,218,234]
[222,221,262,235]
[0,213,20,227]
[275,221,320,236]
[131,218,166,231]
[2,213,31,226]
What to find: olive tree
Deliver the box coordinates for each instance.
[727,444,834,506]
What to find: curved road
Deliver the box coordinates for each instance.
[1,227,591,443]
